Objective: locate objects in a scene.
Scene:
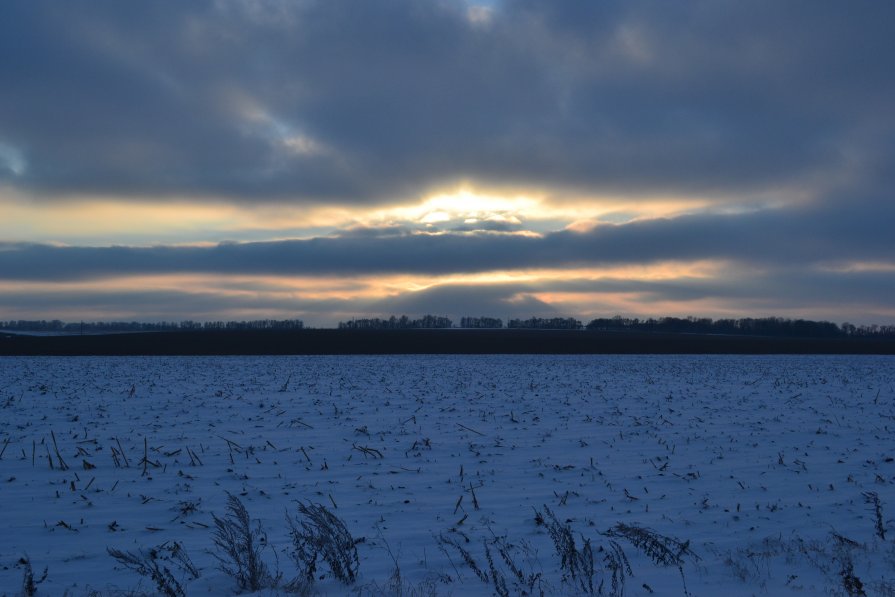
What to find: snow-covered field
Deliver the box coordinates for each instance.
[1,355,894,596]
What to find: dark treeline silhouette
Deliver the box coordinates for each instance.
[840,322,895,337]
[198,319,305,331]
[337,315,453,330]
[339,315,584,330]
[508,317,583,330]
[584,316,895,338]
[460,316,504,329]
[0,319,304,333]
[3,315,895,338]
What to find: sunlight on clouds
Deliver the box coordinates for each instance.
[376,189,538,227]
[0,195,236,242]
[364,186,718,231]
[419,210,453,224]
[0,275,386,305]
[6,260,890,325]
[0,191,355,244]
[0,182,780,247]
[390,261,723,293]
[0,262,724,304]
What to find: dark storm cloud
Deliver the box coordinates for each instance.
[2,202,893,281]
[1,0,893,202]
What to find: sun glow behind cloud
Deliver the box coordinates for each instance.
[0,185,722,245]
[4,181,881,325]
[377,187,723,230]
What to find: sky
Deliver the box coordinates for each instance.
[1,0,894,327]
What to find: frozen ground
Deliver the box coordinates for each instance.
[0,355,894,596]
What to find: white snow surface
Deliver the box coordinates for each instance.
[1,355,894,596]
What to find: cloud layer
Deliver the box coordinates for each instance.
[2,201,893,280]
[1,1,893,324]
[2,1,893,203]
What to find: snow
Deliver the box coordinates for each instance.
[1,355,894,596]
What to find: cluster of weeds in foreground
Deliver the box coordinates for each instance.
[604,522,698,596]
[720,525,895,597]
[287,500,362,588]
[437,530,547,597]
[538,506,598,595]
[107,541,199,597]
[109,493,360,595]
[484,536,547,597]
[435,505,696,597]
[354,541,442,597]
[108,491,895,596]
[110,492,703,596]
[211,493,279,592]
[354,568,441,597]
[535,505,699,597]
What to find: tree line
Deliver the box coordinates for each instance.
[507,317,583,330]
[460,316,504,329]
[584,316,895,338]
[0,319,304,333]
[337,315,453,329]
[3,315,894,338]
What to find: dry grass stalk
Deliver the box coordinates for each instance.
[107,543,192,597]
[115,437,131,467]
[539,505,597,595]
[50,431,68,471]
[288,500,361,585]
[604,523,697,596]
[436,532,488,584]
[212,493,276,592]
[862,491,886,541]
[487,537,545,597]
[18,555,48,597]
[603,539,632,597]
[352,443,384,459]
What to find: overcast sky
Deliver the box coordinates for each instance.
[1,0,893,326]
